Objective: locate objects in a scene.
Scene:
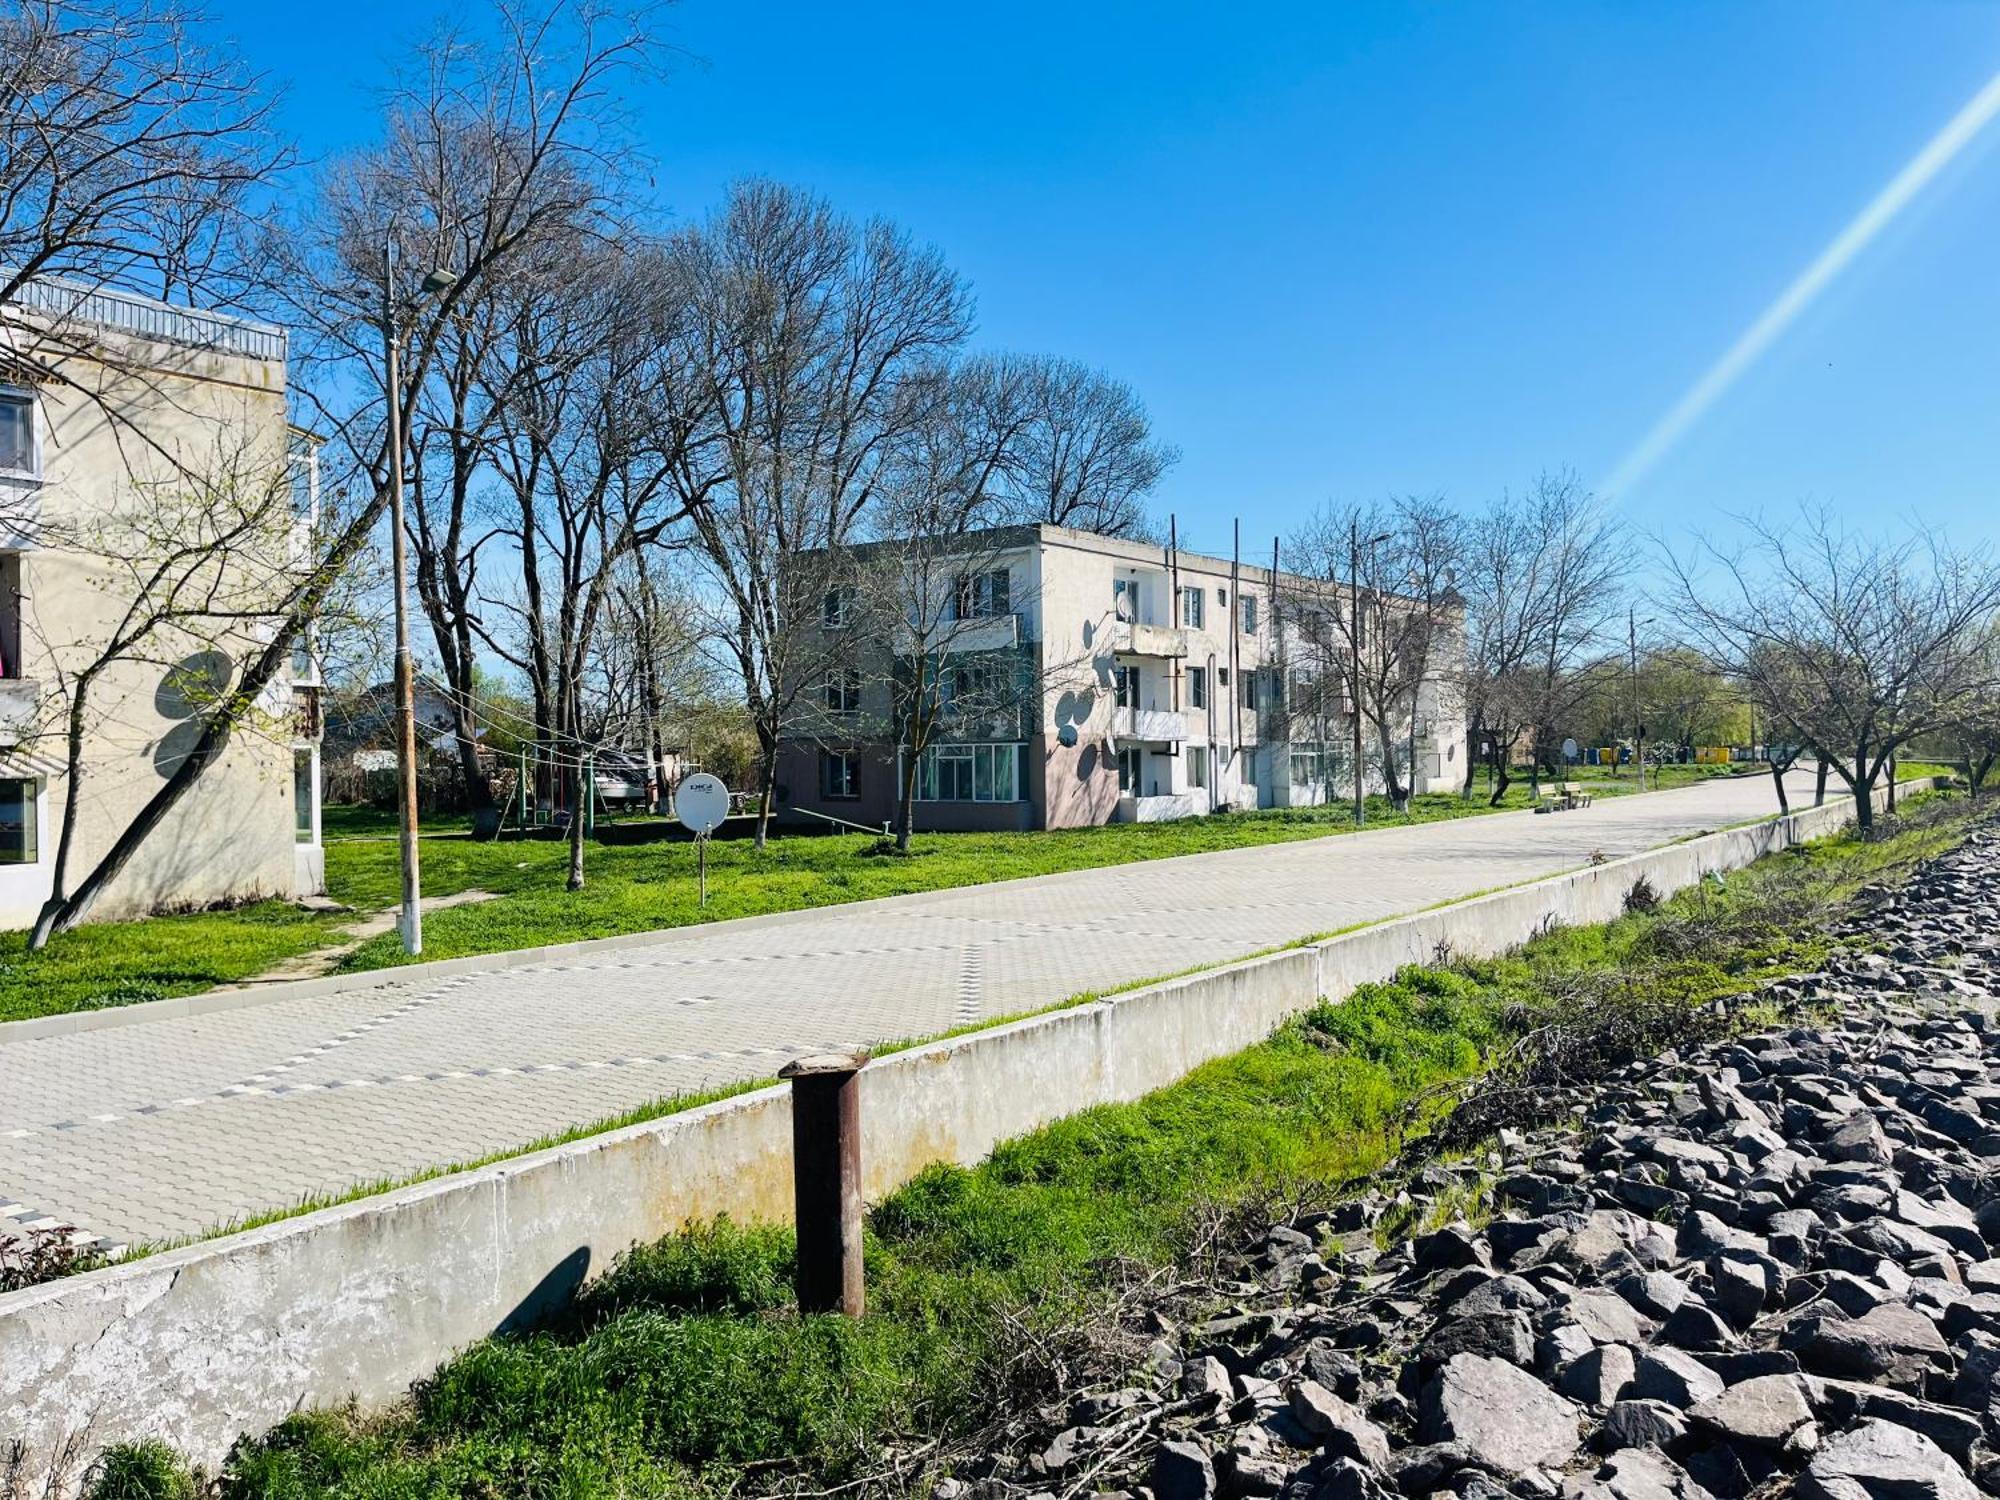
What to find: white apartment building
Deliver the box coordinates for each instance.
[0,273,324,926]
[778,523,1463,832]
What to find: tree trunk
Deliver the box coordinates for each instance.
[897,750,918,854]
[753,737,779,850]
[1853,749,1874,834]
[1487,752,1512,808]
[1815,759,1829,807]
[1769,758,1791,815]
[567,760,587,890]
[1374,720,1409,813]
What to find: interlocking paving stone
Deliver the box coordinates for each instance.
[0,774,1821,1245]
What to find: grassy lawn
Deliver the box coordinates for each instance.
[0,761,1763,1023]
[107,793,1979,1500]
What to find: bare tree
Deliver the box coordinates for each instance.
[27,0,659,939]
[1284,497,1463,813]
[1457,474,1628,804]
[846,359,1043,851]
[1666,511,2000,831]
[480,240,710,889]
[673,180,972,846]
[1,0,291,314]
[996,355,1174,538]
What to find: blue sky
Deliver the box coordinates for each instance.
[213,1,2000,561]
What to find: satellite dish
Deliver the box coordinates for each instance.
[1114,590,1135,622]
[674,772,731,836]
[1057,723,1078,748]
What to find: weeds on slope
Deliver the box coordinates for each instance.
[91,795,1988,1500]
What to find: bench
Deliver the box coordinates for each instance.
[1534,781,1594,812]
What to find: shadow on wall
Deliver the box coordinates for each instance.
[498,1246,591,1336]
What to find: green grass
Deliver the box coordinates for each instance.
[0,903,344,1024]
[0,761,1762,1023]
[109,793,1979,1500]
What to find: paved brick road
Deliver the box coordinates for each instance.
[0,774,1814,1248]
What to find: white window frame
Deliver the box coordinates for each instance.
[1187,665,1206,710]
[0,386,41,484]
[822,586,855,629]
[824,666,861,714]
[1180,585,1204,629]
[1241,594,1258,634]
[0,775,41,866]
[1187,745,1208,789]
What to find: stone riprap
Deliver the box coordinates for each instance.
[943,821,2000,1500]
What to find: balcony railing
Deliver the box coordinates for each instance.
[1112,621,1188,659]
[1112,706,1185,742]
[2,270,288,362]
[894,611,1020,655]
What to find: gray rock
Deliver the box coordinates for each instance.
[1796,1417,1978,1500]
[1418,1353,1581,1475]
[1631,1347,1726,1408]
[1599,1398,1688,1450]
[1687,1373,1814,1446]
[1288,1381,1391,1468]
[1153,1440,1217,1500]
[1784,1303,1950,1382]
[1557,1343,1636,1408]
[1563,1288,1654,1345]
[1418,1311,1535,1368]
[1563,1448,1716,1500]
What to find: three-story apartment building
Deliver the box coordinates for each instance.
[777,523,1463,832]
[0,273,324,926]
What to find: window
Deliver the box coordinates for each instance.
[293,750,317,845]
[1117,746,1143,793]
[1113,577,1140,621]
[821,587,855,628]
[1113,664,1138,709]
[1187,666,1206,710]
[0,554,20,680]
[819,750,860,799]
[1241,594,1258,634]
[1215,586,1228,606]
[1187,745,1208,789]
[0,779,35,864]
[0,392,34,477]
[1217,667,1230,688]
[1239,671,1261,711]
[1291,748,1326,788]
[1180,585,1204,629]
[824,667,860,714]
[915,743,1022,802]
[952,569,1010,620]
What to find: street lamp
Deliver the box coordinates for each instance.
[381,240,457,956]
[1349,521,1392,827]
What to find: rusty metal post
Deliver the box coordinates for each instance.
[781,1049,869,1315]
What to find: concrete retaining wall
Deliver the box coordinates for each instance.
[0,787,1897,1475]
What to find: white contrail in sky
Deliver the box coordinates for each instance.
[1603,65,2000,500]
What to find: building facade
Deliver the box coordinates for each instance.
[775,523,1463,833]
[0,274,324,927]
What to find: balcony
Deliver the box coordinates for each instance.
[1114,792,1200,823]
[1113,621,1188,659]
[2,269,287,362]
[1112,706,1185,742]
[893,611,1020,655]
[0,678,40,748]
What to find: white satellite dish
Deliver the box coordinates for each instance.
[674,772,731,836]
[1114,590,1135,622]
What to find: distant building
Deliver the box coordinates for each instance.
[0,274,324,925]
[776,523,1463,832]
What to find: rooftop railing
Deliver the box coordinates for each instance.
[0,269,287,363]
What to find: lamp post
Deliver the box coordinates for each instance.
[1628,606,1654,793]
[381,240,457,956]
[1348,521,1392,827]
